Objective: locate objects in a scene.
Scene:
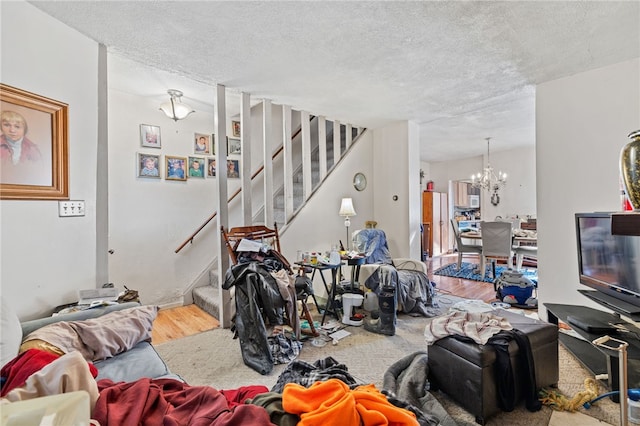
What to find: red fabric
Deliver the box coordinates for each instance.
[0,349,98,397]
[95,378,275,426]
[220,385,269,408]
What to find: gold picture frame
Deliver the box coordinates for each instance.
[165,155,187,181]
[0,84,69,200]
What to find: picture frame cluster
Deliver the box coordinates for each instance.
[137,124,241,181]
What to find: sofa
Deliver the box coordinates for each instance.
[2,301,179,384]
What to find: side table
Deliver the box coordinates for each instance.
[296,262,343,325]
[343,257,366,293]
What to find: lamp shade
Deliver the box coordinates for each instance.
[159,89,195,121]
[339,198,357,217]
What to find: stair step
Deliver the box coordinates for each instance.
[193,285,219,320]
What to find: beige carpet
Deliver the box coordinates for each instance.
[154,296,622,425]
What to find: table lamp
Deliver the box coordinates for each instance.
[339,198,357,250]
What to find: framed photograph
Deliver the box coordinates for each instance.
[137,153,160,179]
[207,157,217,178]
[0,83,68,200]
[140,124,161,148]
[227,158,240,179]
[227,137,241,155]
[194,132,212,155]
[188,156,205,178]
[231,120,240,138]
[165,156,187,181]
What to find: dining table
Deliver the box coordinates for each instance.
[459,229,537,246]
[459,228,538,273]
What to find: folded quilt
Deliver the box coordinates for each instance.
[424,311,512,345]
[21,305,157,361]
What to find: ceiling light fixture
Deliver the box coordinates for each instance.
[159,89,195,121]
[471,137,507,206]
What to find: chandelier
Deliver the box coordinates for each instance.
[471,137,507,206]
[159,89,195,121]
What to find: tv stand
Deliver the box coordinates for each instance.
[545,303,640,402]
[578,290,640,321]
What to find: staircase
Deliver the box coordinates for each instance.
[192,120,357,321]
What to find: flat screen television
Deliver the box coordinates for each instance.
[575,212,640,318]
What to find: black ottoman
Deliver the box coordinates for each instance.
[427,309,558,425]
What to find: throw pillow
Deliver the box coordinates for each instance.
[1,297,22,368]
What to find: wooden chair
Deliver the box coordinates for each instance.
[221,224,288,267]
[220,223,318,337]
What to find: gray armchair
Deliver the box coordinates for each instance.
[352,229,429,314]
[451,219,483,270]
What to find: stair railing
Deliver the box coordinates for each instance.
[175,142,288,253]
[175,118,365,254]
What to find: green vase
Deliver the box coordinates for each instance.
[621,130,640,210]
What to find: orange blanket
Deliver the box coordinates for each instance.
[283,378,418,426]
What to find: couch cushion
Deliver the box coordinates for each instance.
[21,305,157,362]
[94,341,173,382]
[1,298,22,368]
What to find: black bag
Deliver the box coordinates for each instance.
[294,274,313,296]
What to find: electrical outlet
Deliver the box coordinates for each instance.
[58,200,85,217]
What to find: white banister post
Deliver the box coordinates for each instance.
[240,92,252,225]
[301,110,312,199]
[215,84,231,329]
[333,120,341,166]
[318,116,327,180]
[263,99,274,226]
[282,105,294,223]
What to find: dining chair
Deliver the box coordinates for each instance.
[479,221,514,279]
[450,219,483,270]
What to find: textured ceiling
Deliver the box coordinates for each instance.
[28,1,640,162]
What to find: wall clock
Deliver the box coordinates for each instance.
[353,172,367,191]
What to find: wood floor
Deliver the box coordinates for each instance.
[151,253,501,344]
[151,303,220,344]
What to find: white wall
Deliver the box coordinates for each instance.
[371,122,421,258]
[428,145,537,221]
[537,58,640,320]
[107,87,222,306]
[1,2,99,319]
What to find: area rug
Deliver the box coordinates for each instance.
[434,261,538,284]
[155,297,619,426]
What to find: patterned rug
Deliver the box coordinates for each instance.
[433,261,538,284]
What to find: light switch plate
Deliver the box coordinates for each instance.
[58,200,85,217]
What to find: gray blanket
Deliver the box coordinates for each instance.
[382,351,457,426]
[365,265,440,316]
